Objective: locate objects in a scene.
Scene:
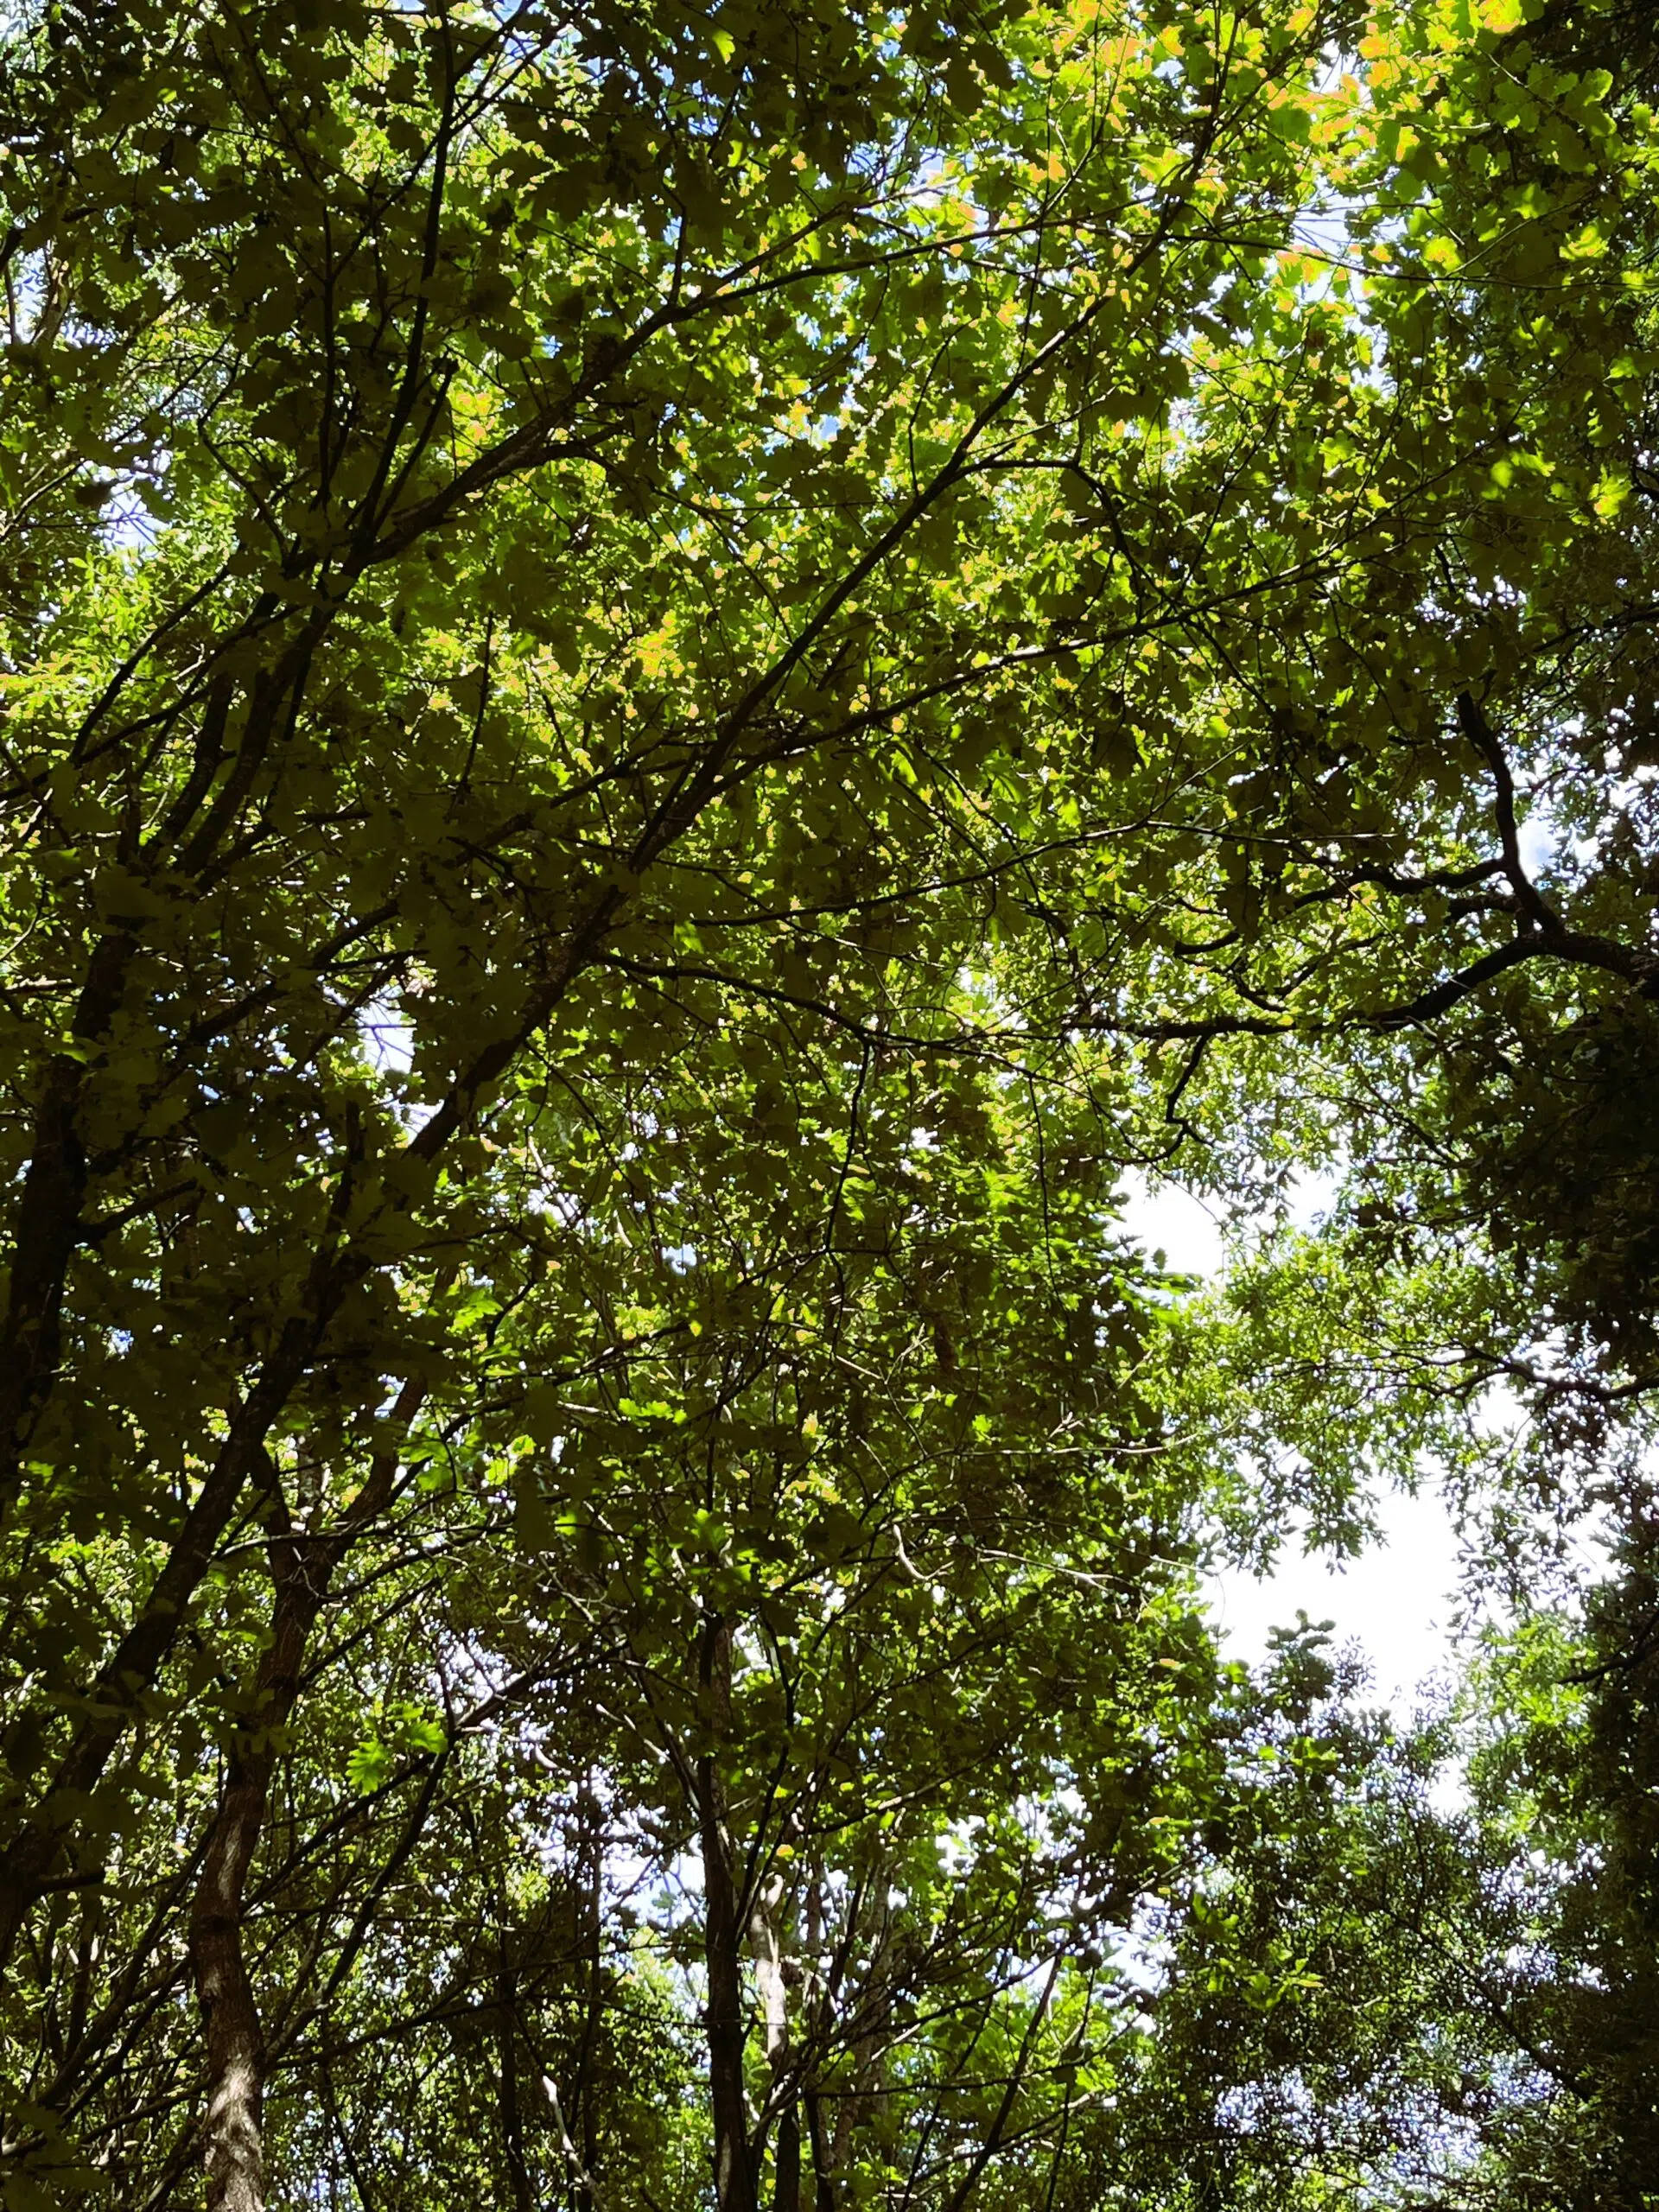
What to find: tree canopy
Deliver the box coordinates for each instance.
[2,0,1658,2206]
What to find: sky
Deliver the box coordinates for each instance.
[1117,1175,1468,1710]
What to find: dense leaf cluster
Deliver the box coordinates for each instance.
[3,0,1658,2207]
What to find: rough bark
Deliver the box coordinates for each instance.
[192,1757,271,2212]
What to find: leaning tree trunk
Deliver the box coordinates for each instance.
[188,1387,423,2209]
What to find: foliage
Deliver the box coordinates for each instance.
[3,0,1659,2206]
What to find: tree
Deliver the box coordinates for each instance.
[9,0,1659,2203]
[0,0,1379,2202]
[996,2,1659,2180]
[1076,1544,1659,2211]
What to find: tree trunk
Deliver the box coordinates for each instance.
[801,1880,834,2212]
[697,1611,756,2212]
[750,1867,797,2212]
[574,1781,605,2183]
[0,927,134,1517]
[773,2101,802,2212]
[192,1756,270,2212]
[804,2089,835,2212]
[190,1507,319,2212]
[497,1954,536,2212]
[188,1388,423,2209]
